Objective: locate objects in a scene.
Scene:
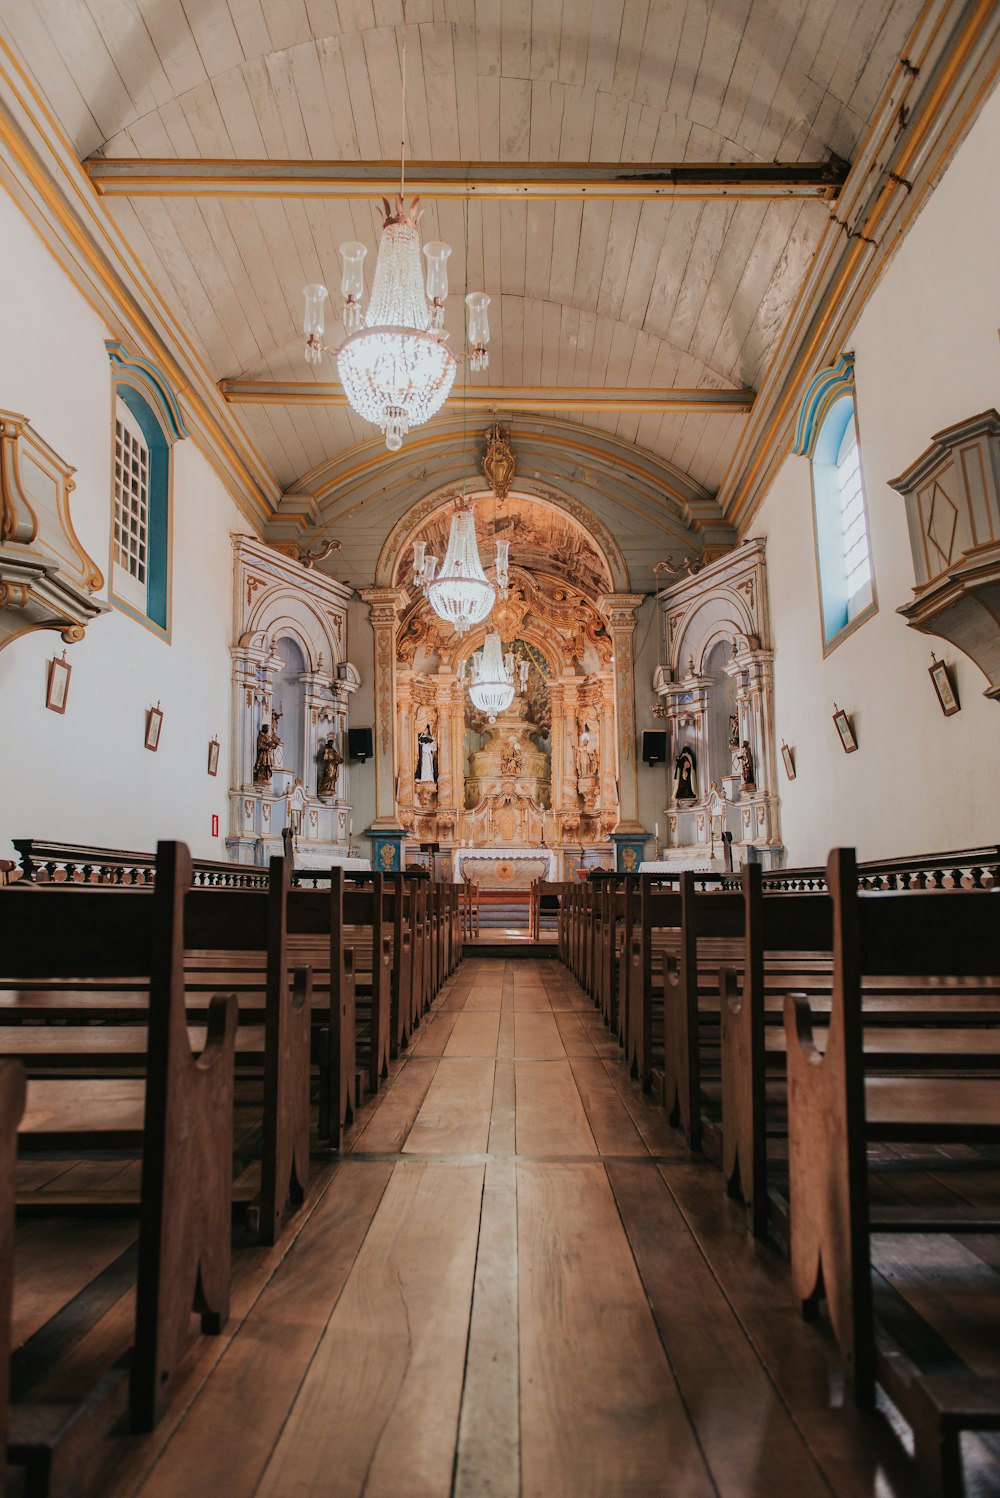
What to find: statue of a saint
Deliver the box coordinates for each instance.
[286,777,306,836]
[317,737,343,798]
[738,739,755,789]
[575,722,599,778]
[674,745,697,801]
[271,707,284,768]
[417,724,438,783]
[500,735,522,776]
[253,718,280,784]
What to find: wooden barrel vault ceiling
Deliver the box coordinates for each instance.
[0,0,924,507]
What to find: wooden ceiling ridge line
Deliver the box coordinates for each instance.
[0,38,282,526]
[718,0,1000,532]
[85,157,850,202]
[218,381,756,415]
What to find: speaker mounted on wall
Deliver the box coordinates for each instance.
[347,727,373,762]
[642,730,667,765]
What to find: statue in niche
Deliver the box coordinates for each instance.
[575,722,599,778]
[253,714,281,784]
[674,745,698,802]
[287,778,306,836]
[738,740,756,789]
[270,707,284,768]
[500,735,522,776]
[728,713,740,762]
[417,724,438,784]
[317,737,343,798]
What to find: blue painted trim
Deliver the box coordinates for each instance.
[792,352,855,459]
[106,341,188,443]
[610,832,649,875]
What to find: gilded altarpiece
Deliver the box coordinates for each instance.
[389,495,634,878]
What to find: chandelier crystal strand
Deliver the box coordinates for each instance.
[425,507,495,633]
[468,630,515,722]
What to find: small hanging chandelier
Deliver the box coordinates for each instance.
[301,3,490,451]
[468,631,515,721]
[413,500,506,634]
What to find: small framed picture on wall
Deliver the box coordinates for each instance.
[780,742,796,780]
[45,652,71,714]
[832,705,858,754]
[929,653,960,716]
[145,702,163,752]
[207,738,220,776]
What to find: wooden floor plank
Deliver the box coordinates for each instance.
[513,1012,566,1059]
[488,1058,516,1157]
[454,1159,520,1498]
[518,1160,715,1498]
[513,989,552,1012]
[125,1163,393,1498]
[350,1058,439,1154]
[445,1010,502,1057]
[552,1008,601,1056]
[407,1009,461,1056]
[569,1057,649,1156]
[609,1160,833,1498]
[12,1219,137,1347]
[255,1161,484,1498]
[404,1058,495,1154]
[514,1060,597,1157]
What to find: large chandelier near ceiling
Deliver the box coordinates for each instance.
[300,3,491,451]
[412,501,508,634]
[467,630,515,722]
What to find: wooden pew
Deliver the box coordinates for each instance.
[784,848,1000,1484]
[1,1060,24,1498]
[2,856,312,1245]
[663,874,743,1151]
[719,864,1000,1239]
[627,879,682,1089]
[4,840,237,1482]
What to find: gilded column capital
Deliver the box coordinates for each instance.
[359,585,410,626]
[598,593,646,631]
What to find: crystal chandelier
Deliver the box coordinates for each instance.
[413,501,509,634]
[300,3,491,451]
[467,631,515,721]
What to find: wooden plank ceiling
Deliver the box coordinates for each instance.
[0,0,922,496]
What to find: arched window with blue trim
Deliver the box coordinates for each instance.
[793,353,876,651]
[106,342,187,637]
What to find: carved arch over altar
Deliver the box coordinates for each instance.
[374,480,631,595]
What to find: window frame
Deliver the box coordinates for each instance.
[107,379,173,639]
[808,393,878,656]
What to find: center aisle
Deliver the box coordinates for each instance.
[120,958,917,1498]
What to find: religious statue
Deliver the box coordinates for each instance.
[674,745,697,801]
[253,714,281,784]
[738,739,756,789]
[417,724,438,783]
[317,736,343,798]
[270,707,284,768]
[500,735,522,776]
[728,713,740,755]
[286,778,306,836]
[575,722,599,778]
[518,657,530,694]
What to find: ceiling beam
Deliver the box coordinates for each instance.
[218,382,755,414]
[88,158,847,202]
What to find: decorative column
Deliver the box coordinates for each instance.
[598,594,647,859]
[548,681,566,821]
[359,587,409,869]
[597,670,617,816]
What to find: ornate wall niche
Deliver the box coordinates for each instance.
[890,409,1000,700]
[655,539,782,869]
[229,534,358,865]
[0,410,108,651]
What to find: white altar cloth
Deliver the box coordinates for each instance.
[454,847,555,882]
[292,850,371,872]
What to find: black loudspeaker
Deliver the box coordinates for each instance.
[348,727,373,762]
[642,730,667,765]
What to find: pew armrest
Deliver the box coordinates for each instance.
[720,966,740,1016]
[784,990,823,1065]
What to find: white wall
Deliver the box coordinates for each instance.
[0,184,250,865]
[748,86,1000,866]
